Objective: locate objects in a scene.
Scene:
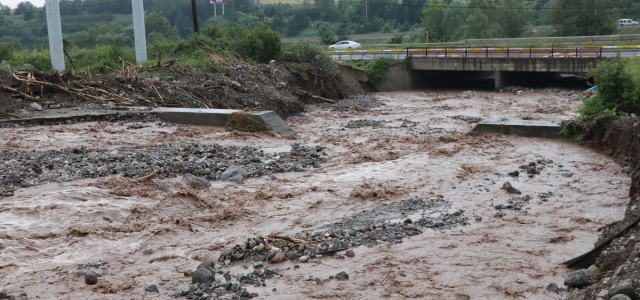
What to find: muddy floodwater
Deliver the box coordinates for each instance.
[0,89,631,299]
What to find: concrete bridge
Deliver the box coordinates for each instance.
[334,46,640,90]
[411,56,600,89]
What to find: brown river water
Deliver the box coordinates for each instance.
[0,89,631,299]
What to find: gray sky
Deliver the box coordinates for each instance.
[1,0,45,9]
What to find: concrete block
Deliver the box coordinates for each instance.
[152,108,297,136]
[471,119,561,139]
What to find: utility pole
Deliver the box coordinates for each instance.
[131,0,147,64]
[365,0,368,20]
[214,3,217,17]
[44,0,65,71]
[191,0,200,34]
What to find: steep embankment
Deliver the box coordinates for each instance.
[567,115,640,299]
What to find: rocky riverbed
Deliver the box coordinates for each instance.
[0,88,632,299]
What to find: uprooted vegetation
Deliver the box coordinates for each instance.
[0,41,366,119]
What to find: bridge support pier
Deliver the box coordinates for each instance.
[494,71,509,90]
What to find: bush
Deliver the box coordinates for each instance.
[288,41,338,77]
[388,33,404,44]
[581,55,640,115]
[365,57,396,84]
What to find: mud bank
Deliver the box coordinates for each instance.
[0,89,631,299]
[564,115,640,300]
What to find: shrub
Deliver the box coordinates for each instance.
[581,55,640,115]
[365,57,396,84]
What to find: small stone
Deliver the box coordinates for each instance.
[197,260,215,270]
[171,290,184,297]
[299,256,309,262]
[345,250,355,257]
[29,102,43,111]
[186,174,211,190]
[145,284,159,293]
[546,283,559,293]
[335,254,345,259]
[286,251,299,261]
[335,271,349,281]
[184,270,194,276]
[126,258,136,264]
[192,268,214,284]
[253,261,264,268]
[6,174,21,183]
[220,165,248,182]
[142,249,154,255]
[608,280,637,299]
[85,270,98,285]
[0,291,6,299]
[271,252,286,263]
[475,216,483,222]
[597,290,609,299]
[507,170,519,177]
[502,182,521,194]
[564,269,590,288]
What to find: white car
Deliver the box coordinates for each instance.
[619,19,638,26]
[328,40,361,50]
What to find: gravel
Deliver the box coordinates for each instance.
[0,143,327,198]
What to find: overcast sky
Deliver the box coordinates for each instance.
[1,0,45,9]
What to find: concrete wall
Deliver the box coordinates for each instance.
[412,57,600,73]
[377,62,413,91]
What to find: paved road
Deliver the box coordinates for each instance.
[329,47,640,61]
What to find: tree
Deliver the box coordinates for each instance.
[422,0,446,42]
[15,1,36,21]
[462,8,488,38]
[145,12,180,41]
[550,0,622,36]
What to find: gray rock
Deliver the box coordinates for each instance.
[546,283,559,293]
[229,174,244,184]
[196,259,215,271]
[142,249,155,255]
[6,174,21,183]
[29,102,43,111]
[192,268,214,284]
[507,170,519,177]
[564,269,590,288]
[84,270,98,285]
[335,271,349,281]
[286,251,299,260]
[145,284,159,293]
[220,165,248,182]
[186,174,211,190]
[171,290,185,297]
[271,252,286,263]
[0,291,7,299]
[345,250,355,257]
[610,295,632,300]
[609,280,637,299]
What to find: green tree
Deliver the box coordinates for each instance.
[422,0,446,43]
[202,23,224,40]
[462,8,488,38]
[145,12,180,41]
[550,0,622,36]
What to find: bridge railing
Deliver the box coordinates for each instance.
[406,47,607,58]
